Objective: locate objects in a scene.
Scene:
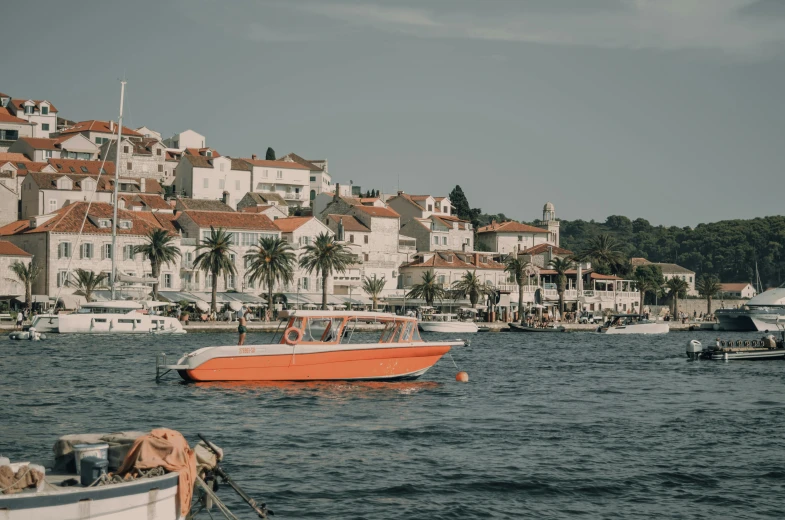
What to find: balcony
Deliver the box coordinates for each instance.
[281,192,305,201]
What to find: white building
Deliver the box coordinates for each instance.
[163,129,205,151]
[0,202,180,297]
[9,135,98,161]
[4,97,58,138]
[176,210,280,294]
[476,220,553,255]
[277,153,332,203]
[243,157,311,208]
[58,120,143,147]
[720,283,757,299]
[98,136,169,181]
[173,154,252,209]
[0,103,35,152]
[631,258,697,296]
[387,192,454,221]
[0,240,34,299]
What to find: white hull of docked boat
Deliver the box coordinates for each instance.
[419,321,479,333]
[600,323,669,334]
[0,471,180,520]
[30,301,185,334]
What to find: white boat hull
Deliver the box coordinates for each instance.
[0,472,180,520]
[601,322,669,334]
[53,313,184,334]
[419,321,479,333]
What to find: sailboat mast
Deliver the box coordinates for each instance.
[110,80,126,301]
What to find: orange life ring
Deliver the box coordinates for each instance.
[284,327,302,346]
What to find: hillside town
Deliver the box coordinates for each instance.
[0,88,709,322]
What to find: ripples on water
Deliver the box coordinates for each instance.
[2,331,784,519]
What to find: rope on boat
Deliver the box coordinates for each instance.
[447,351,460,371]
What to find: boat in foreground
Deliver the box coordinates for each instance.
[597,314,669,334]
[714,285,785,331]
[508,323,566,333]
[158,311,465,382]
[687,333,785,360]
[30,301,184,334]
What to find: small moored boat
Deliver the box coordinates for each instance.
[419,310,479,333]
[508,323,566,333]
[597,314,669,334]
[157,310,466,382]
[687,332,785,360]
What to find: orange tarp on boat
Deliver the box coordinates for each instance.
[117,428,197,515]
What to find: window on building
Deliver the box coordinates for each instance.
[123,244,135,260]
[48,199,57,213]
[518,236,523,242]
[155,164,162,173]
[41,106,49,115]
[219,179,225,190]
[433,236,439,245]
[103,244,112,259]
[58,242,72,258]
[219,163,225,172]
[126,162,132,170]
[81,243,93,259]
[428,204,433,211]
[442,236,447,245]
[123,146,129,153]
[57,271,69,287]
[227,274,235,288]
[302,278,309,290]
[206,151,212,157]
[349,234,354,243]
[164,273,172,288]
[24,106,33,115]
[203,178,209,188]
[277,170,282,179]
[235,180,240,190]
[41,123,50,131]
[263,169,268,178]
[364,235,369,244]
[44,150,52,159]
[310,176,315,182]
[364,253,369,261]
[156,148,162,156]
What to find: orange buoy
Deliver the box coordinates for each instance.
[456,371,469,383]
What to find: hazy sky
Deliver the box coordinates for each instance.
[3,0,785,226]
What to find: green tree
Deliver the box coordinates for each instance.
[265,147,276,160]
[361,276,386,310]
[67,269,108,302]
[664,277,690,317]
[299,232,354,309]
[193,227,237,313]
[244,236,296,320]
[504,255,531,323]
[582,234,625,274]
[452,270,491,307]
[10,261,41,312]
[134,228,181,300]
[548,257,575,315]
[449,185,472,221]
[406,270,447,306]
[696,274,722,316]
[633,274,657,314]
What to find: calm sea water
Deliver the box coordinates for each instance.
[2,330,784,519]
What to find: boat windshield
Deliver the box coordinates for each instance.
[76,306,136,314]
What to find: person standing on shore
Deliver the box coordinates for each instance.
[15,310,23,330]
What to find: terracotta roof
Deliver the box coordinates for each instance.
[0,160,51,175]
[174,199,235,212]
[720,283,753,291]
[0,202,165,236]
[241,158,311,171]
[590,273,622,280]
[47,159,115,176]
[181,210,279,231]
[477,221,550,234]
[59,120,141,137]
[244,192,287,206]
[182,155,250,171]
[184,147,220,158]
[523,243,573,255]
[0,152,30,162]
[273,217,315,233]
[654,262,694,275]
[431,215,469,230]
[276,153,324,171]
[403,251,504,270]
[326,214,370,232]
[0,108,32,124]
[388,193,425,211]
[152,212,181,233]
[11,99,58,113]
[29,171,161,194]
[16,137,59,150]
[240,205,273,214]
[0,240,31,256]
[352,205,399,218]
[119,194,170,210]
[105,137,163,156]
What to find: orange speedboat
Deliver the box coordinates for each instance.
[157,311,466,382]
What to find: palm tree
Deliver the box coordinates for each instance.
[664,277,690,317]
[633,275,657,314]
[244,236,296,320]
[548,257,575,315]
[10,261,41,312]
[67,269,108,302]
[581,234,624,274]
[193,227,236,313]
[134,228,181,300]
[504,255,531,323]
[696,274,722,316]
[406,270,447,307]
[452,270,491,307]
[361,276,386,310]
[298,232,354,310]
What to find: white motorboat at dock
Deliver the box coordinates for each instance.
[597,314,669,334]
[29,301,184,334]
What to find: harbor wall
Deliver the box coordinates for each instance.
[647,298,750,317]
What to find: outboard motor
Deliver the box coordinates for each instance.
[686,339,703,360]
